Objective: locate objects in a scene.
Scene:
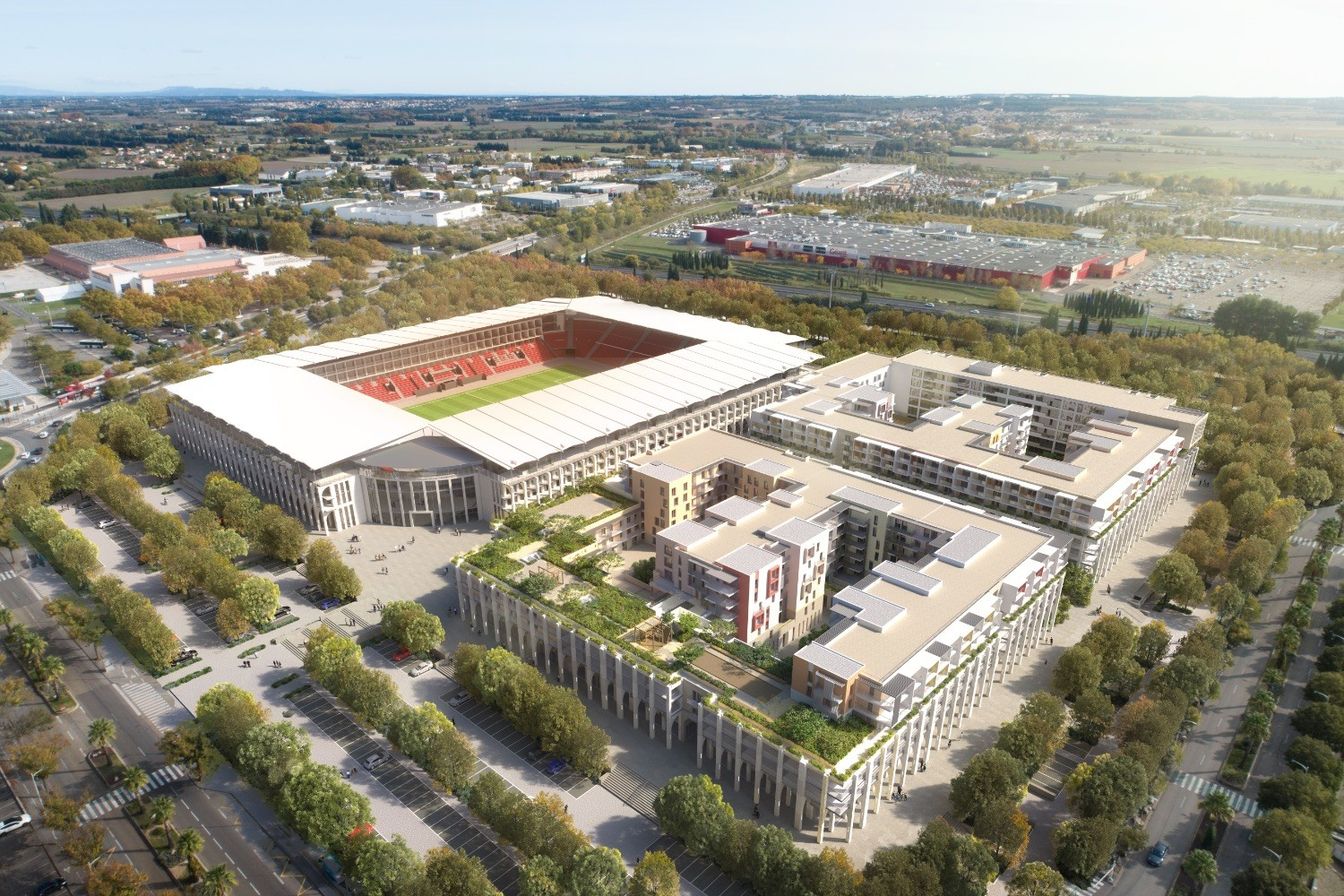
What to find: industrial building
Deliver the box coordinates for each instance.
[1022,183,1154,217]
[791,164,916,198]
[751,353,1200,573]
[332,197,485,227]
[209,183,284,201]
[1226,213,1339,236]
[44,235,309,295]
[503,191,611,213]
[164,296,817,533]
[695,215,1145,290]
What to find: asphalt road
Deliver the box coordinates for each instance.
[1106,506,1329,896]
[0,558,312,894]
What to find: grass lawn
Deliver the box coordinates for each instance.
[0,441,14,469]
[407,364,588,420]
[1320,305,1344,329]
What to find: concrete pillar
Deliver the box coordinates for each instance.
[696,700,705,769]
[793,759,808,831]
[733,724,743,792]
[614,654,623,719]
[858,762,873,829]
[819,768,831,844]
[714,711,725,780]
[753,734,765,807]
[598,645,609,712]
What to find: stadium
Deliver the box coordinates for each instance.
[165,295,818,532]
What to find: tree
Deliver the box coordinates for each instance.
[276,761,373,851]
[801,847,861,896]
[305,539,362,600]
[42,789,84,833]
[147,795,176,835]
[973,799,1030,867]
[236,722,311,796]
[214,599,252,642]
[0,241,22,268]
[1307,671,1344,705]
[1257,771,1338,829]
[390,165,429,189]
[12,730,68,782]
[197,864,238,896]
[88,717,117,759]
[567,846,628,896]
[631,850,680,896]
[345,833,424,896]
[1134,621,1171,669]
[1148,552,1204,606]
[1007,863,1065,896]
[1153,655,1218,706]
[381,600,446,655]
[175,827,205,864]
[122,767,149,806]
[1066,754,1149,822]
[62,822,108,868]
[996,285,1022,311]
[1285,736,1344,791]
[196,683,268,761]
[1182,849,1218,885]
[1227,536,1277,593]
[654,775,734,856]
[267,222,310,256]
[1293,702,1344,752]
[1052,645,1102,700]
[861,846,940,896]
[1070,688,1114,743]
[159,722,216,781]
[746,824,804,895]
[423,847,497,896]
[233,576,281,627]
[1200,790,1236,826]
[254,504,307,563]
[950,748,1028,820]
[1062,563,1094,608]
[1252,809,1332,879]
[86,860,149,896]
[912,819,998,896]
[1231,859,1310,896]
[1052,817,1119,880]
[519,855,564,896]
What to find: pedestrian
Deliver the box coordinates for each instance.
[918,759,926,772]
[896,783,903,799]
[752,804,760,819]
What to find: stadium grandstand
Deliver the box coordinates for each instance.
[165,295,818,532]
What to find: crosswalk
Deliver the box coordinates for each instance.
[78,764,191,822]
[1170,771,1263,817]
[1289,535,1344,553]
[116,680,191,733]
[0,569,16,581]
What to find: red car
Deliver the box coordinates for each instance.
[391,647,412,663]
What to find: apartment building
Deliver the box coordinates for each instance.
[753,353,1201,573]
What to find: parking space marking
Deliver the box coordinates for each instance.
[289,688,519,895]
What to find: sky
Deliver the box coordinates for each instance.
[4,0,1342,97]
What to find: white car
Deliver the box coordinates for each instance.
[18,451,29,459]
[448,690,470,708]
[361,750,390,771]
[97,519,116,530]
[0,812,32,836]
[36,431,49,439]
[408,661,434,678]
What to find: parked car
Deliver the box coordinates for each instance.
[361,750,390,771]
[319,854,345,886]
[97,519,116,530]
[408,661,433,677]
[546,758,567,776]
[391,646,412,663]
[317,598,340,611]
[32,878,67,896]
[1146,841,1169,867]
[36,431,48,439]
[18,451,29,459]
[299,584,320,597]
[448,690,470,708]
[0,813,32,836]
[274,605,291,619]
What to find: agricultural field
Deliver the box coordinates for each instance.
[406,363,588,420]
[36,187,206,211]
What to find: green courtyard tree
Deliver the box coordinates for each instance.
[381,600,445,655]
[1134,621,1171,669]
[1065,754,1149,822]
[1257,771,1338,829]
[654,775,734,856]
[235,722,311,797]
[949,748,1028,821]
[630,850,680,896]
[1007,863,1065,896]
[234,576,281,627]
[1285,737,1344,791]
[276,761,373,852]
[196,683,268,761]
[1251,809,1332,879]
[1052,645,1102,701]
[1231,859,1310,896]
[1053,817,1119,881]
[1148,552,1204,607]
[345,833,424,896]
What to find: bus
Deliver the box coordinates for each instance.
[50,323,78,333]
[77,339,106,349]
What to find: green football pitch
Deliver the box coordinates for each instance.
[406,364,588,420]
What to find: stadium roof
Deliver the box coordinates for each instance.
[429,338,817,469]
[167,295,817,472]
[165,360,424,471]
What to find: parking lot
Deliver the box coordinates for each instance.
[646,834,751,896]
[448,691,597,798]
[77,499,141,559]
[288,688,519,895]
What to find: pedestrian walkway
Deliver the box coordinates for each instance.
[78,764,191,822]
[1288,535,1344,553]
[115,680,190,732]
[0,569,16,582]
[1028,740,1092,801]
[602,760,659,819]
[1170,771,1263,817]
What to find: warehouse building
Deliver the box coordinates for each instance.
[695,214,1143,290]
[751,353,1197,572]
[1226,213,1339,236]
[503,191,610,213]
[791,164,916,198]
[1023,183,1154,217]
[209,183,284,201]
[333,197,485,227]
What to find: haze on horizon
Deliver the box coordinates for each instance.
[5,0,1341,98]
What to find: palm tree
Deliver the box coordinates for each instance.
[16,629,46,665]
[37,655,65,698]
[147,795,176,839]
[122,766,149,806]
[88,718,117,761]
[1199,790,1235,826]
[1182,849,1218,885]
[196,864,237,896]
[175,827,204,866]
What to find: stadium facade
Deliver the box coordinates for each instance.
[164,296,818,532]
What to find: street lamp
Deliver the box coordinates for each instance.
[1313,690,1332,702]
[1264,847,1283,864]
